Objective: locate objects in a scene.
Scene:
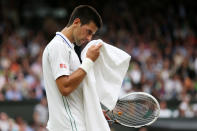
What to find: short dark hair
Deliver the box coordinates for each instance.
[67,5,102,29]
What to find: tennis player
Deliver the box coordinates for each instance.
[42,5,103,131]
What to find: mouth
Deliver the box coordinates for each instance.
[81,40,85,44]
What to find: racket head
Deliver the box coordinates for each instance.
[111,92,160,128]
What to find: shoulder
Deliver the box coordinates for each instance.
[47,37,71,53]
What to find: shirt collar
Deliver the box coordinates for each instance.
[56,32,75,49]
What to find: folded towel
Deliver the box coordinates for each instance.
[81,39,131,131]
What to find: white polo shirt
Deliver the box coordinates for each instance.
[42,32,86,131]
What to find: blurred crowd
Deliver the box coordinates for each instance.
[0,0,197,130]
[0,97,48,131]
[108,1,197,118]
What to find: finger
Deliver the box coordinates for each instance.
[90,45,96,48]
[96,43,103,49]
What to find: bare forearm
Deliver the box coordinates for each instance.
[64,68,86,92]
[56,68,86,96]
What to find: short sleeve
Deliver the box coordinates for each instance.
[48,42,71,80]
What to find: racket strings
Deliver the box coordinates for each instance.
[114,105,156,126]
[113,94,159,127]
[119,96,159,117]
[122,95,159,113]
[118,101,158,119]
[115,102,156,124]
[115,102,155,124]
[114,104,155,125]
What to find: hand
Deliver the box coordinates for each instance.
[86,43,102,62]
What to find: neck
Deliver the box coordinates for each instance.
[61,27,74,43]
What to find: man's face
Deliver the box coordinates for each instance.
[73,21,98,46]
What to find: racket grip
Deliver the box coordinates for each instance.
[103,110,111,120]
[107,120,120,125]
[107,120,115,125]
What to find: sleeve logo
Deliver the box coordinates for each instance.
[60,64,67,68]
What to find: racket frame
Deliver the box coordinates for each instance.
[108,92,160,128]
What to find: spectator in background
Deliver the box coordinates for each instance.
[33,97,48,128]
[129,62,142,90]
[0,112,20,131]
[192,103,197,116]
[15,116,34,131]
[159,100,172,118]
[5,84,23,101]
[8,118,20,131]
[0,92,4,101]
[0,112,10,131]
[160,58,171,81]
[179,95,194,118]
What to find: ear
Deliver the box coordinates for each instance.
[73,18,81,26]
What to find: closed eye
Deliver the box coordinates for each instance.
[87,29,93,35]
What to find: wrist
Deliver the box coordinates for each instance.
[79,58,94,73]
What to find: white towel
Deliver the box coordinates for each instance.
[81,39,131,131]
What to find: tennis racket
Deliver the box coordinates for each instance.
[105,92,160,128]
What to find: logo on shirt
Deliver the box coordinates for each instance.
[60,64,67,68]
